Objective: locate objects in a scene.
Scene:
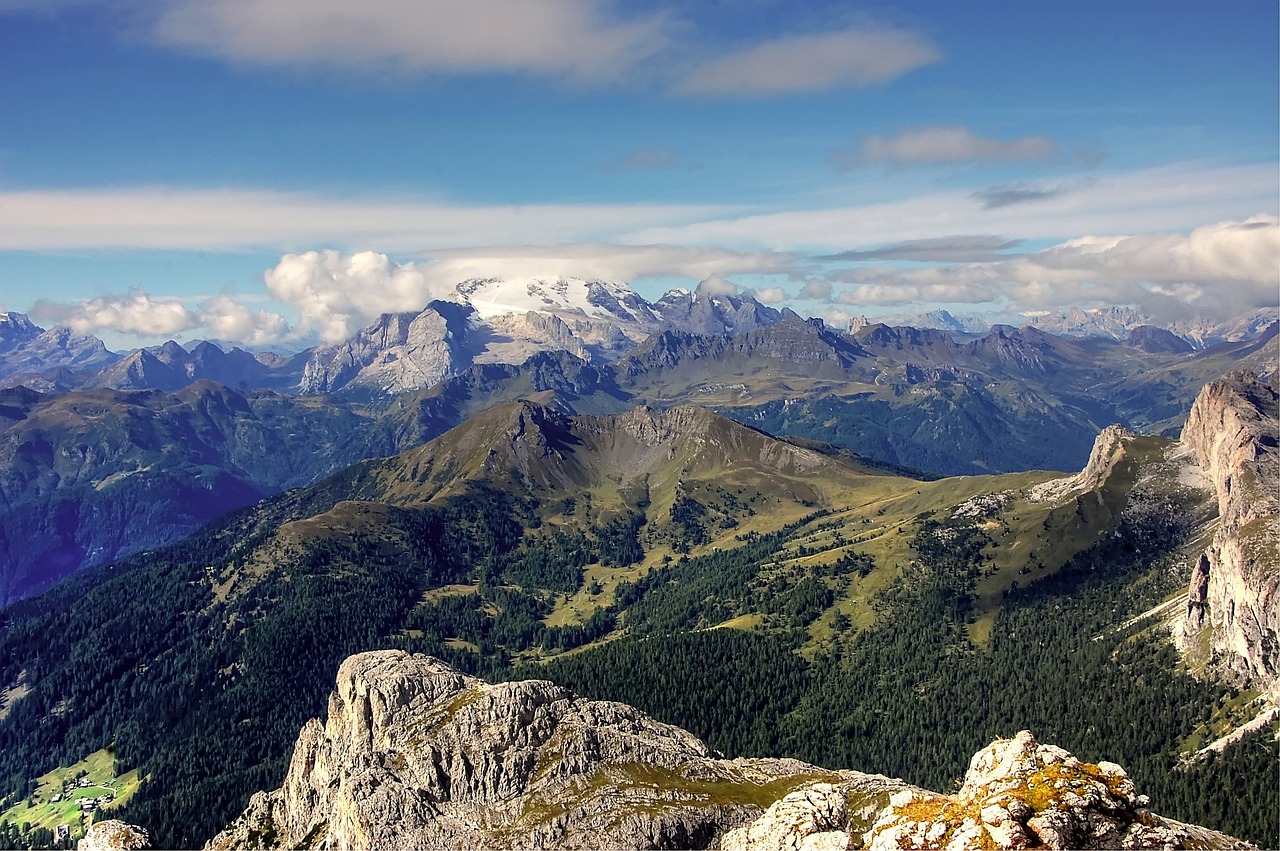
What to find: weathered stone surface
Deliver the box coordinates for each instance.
[861,730,1254,850]
[1028,423,1136,504]
[210,658,1253,851]
[207,651,898,850]
[1174,370,1280,697]
[77,820,151,851]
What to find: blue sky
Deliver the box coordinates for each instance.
[1,0,1276,349]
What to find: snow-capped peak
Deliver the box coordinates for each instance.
[450,276,651,323]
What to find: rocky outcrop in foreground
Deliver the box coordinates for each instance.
[858,731,1250,850]
[77,820,151,851]
[1175,370,1280,695]
[208,652,1252,850]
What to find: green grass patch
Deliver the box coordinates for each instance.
[0,748,140,841]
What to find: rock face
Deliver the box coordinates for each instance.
[77,820,151,851]
[1174,370,1280,695]
[1028,423,1136,504]
[207,651,902,850]
[209,654,1253,851]
[299,303,476,394]
[860,731,1251,851]
[0,323,118,379]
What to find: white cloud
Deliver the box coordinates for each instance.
[832,126,1058,170]
[626,163,1278,252]
[750,287,787,304]
[264,249,448,342]
[199,294,291,346]
[834,280,998,307]
[675,24,939,95]
[418,243,802,284]
[827,215,1280,320]
[0,187,729,252]
[798,279,833,301]
[31,293,199,337]
[694,275,740,298]
[151,0,669,83]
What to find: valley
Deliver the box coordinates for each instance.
[0,366,1274,849]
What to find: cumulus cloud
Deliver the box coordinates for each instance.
[748,287,787,304]
[605,147,683,173]
[694,275,741,299]
[31,293,200,337]
[825,215,1280,320]
[822,235,1023,263]
[199,294,291,346]
[831,126,1058,170]
[253,244,807,343]
[264,249,447,342]
[833,278,998,307]
[151,0,669,83]
[798,279,833,301]
[675,24,939,95]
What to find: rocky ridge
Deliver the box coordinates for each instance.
[1174,370,1280,695]
[207,652,1253,850]
[206,650,905,850]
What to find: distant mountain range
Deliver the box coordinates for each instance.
[868,305,1278,345]
[1,309,1275,603]
[4,281,1274,397]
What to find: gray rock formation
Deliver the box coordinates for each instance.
[77,820,151,851]
[859,730,1252,850]
[1028,423,1136,505]
[299,304,475,394]
[1175,371,1280,695]
[0,323,118,380]
[209,654,1253,851]
[207,650,904,850]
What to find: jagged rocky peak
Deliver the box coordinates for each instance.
[1029,424,1136,504]
[0,311,42,349]
[299,302,476,394]
[860,731,1253,850]
[206,650,908,850]
[610,403,716,445]
[1175,370,1280,693]
[207,654,1252,851]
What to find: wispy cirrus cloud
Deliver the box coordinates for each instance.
[972,180,1097,210]
[672,24,940,96]
[831,125,1059,171]
[0,186,731,252]
[821,235,1024,263]
[826,215,1280,319]
[11,1,941,96]
[150,0,671,83]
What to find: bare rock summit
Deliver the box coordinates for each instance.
[207,653,1255,851]
[861,730,1252,850]
[207,650,904,850]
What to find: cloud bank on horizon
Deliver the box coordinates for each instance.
[2,0,1276,348]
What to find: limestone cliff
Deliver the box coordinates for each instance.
[1174,371,1280,695]
[208,653,1253,851]
[207,651,906,850]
